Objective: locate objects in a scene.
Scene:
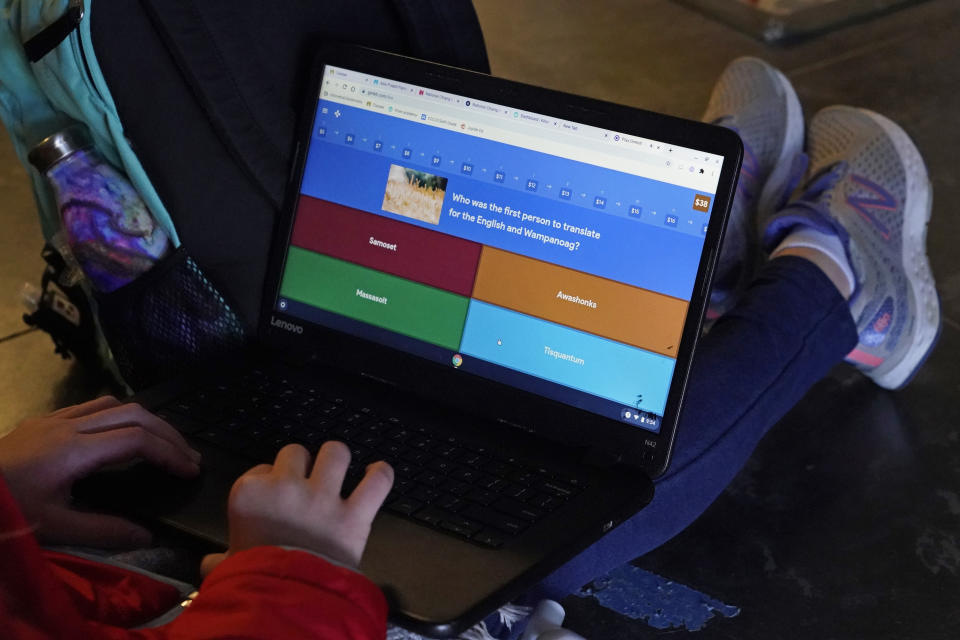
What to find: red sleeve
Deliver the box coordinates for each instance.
[163,547,388,639]
[0,472,104,640]
[0,472,387,640]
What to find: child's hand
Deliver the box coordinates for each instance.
[202,441,393,573]
[0,396,201,547]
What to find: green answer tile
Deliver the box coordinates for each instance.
[280,247,469,350]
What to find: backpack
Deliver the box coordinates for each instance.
[0,0,489,390]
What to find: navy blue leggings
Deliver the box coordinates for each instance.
[529,255,858,600]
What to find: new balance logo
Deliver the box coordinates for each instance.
[860,296,894,347]
[270,316,304,334]
[847,174,895,240]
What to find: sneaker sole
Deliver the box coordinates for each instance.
[854,108,941,390]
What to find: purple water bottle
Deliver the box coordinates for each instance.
[28,124,171,292]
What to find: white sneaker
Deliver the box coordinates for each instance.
[702,57,806,317]
[763,106,941,389]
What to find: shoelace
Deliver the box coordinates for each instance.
[782,160,847,220]
[770,151,810,213]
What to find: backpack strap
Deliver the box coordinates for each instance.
[391,0,489,73]
[22,0,83,62]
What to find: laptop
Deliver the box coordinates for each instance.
[77,44,742,637]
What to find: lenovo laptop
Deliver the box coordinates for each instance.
[80,45,742,637]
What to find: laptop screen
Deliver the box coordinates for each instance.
[275,64,724,434]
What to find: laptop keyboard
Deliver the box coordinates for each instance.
[156,368,586,548]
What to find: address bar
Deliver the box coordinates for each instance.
[389,92,671,171]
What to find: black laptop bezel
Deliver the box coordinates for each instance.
[260,44,742,478]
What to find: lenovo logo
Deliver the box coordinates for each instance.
[270,316,304,334]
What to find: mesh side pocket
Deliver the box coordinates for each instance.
[96,247,246,390]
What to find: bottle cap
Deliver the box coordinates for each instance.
[27,123,94,173]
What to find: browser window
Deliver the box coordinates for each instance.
[275,64,725,433]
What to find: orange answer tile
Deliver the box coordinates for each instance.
[472,247,687,357]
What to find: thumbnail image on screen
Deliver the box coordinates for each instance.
[382,165,448,225]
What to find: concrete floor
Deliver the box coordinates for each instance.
[2,0,959,637]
